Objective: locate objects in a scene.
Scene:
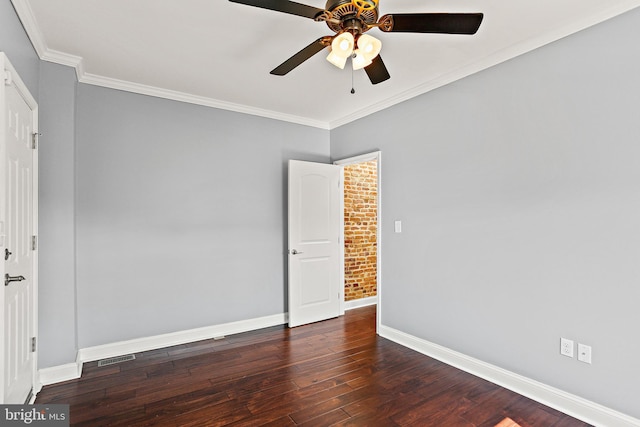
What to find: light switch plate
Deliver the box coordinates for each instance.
[394,220,402,233]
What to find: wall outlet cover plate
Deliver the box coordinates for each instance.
[560,338,574,357]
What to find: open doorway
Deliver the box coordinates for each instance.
[334,152,381,316]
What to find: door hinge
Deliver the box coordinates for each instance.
[31,133,39,149]
[3,70,12,86]
[31,337,36,353]
[31,235,37,251]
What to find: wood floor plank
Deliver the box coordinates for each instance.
[297,408,350,427]
[35,306,592,426]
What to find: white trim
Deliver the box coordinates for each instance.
[328,2,640,129]
[40,49,84,76]
[338,167,345,316]
[78,313,287,363]
[31,85,39,408]
[344,296,377,311]
[379,324,640,427]
[78,73,329,130]
[334,151,382,332]
[12,0,640,130]
[38,363,82,386]
[333,151,381,166]
[38,312,288,386]
[8,0,327,130]
[0,53,37,109]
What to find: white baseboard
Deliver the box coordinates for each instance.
[38,362,82,386]
[39,312,287,385]
[379,325,640,427]
[345,296,377,311]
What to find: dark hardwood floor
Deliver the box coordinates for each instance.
[36,306,591,426]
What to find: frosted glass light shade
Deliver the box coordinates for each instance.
[357,34,382,61]
[327,49,349,69]
[332,32,354,56]
[326,32,355,69]
[352,49,372,70]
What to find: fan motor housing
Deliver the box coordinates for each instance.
[324,0,379,33]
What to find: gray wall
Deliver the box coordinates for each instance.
[4,0,640,419]
[3,1,330,364]
[38,62,78,367]
[75,84,329,347]
[3,3,79,370]
[0,0,39,96]
[331,8,640,419]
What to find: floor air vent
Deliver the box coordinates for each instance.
[98,354,136,367]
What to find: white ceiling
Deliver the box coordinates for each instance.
[13,0,640,129]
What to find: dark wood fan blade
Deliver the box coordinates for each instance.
[380,13,483,34]
[271,38,330,76]
[229,0,325,20]
[364,55,390,85]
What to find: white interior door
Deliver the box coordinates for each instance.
[288,160,341,328]
[1,54,38,404]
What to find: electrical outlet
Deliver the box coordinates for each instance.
[578,343,592,364]
[560,338,574,357]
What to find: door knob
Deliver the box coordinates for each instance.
[291,249,304,255]
[5,274,26,286]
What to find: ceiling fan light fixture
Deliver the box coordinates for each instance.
[357,34,382,61]
[231,0,483,84]
[352,49,373,70]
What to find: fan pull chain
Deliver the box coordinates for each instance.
[351,65,356,94]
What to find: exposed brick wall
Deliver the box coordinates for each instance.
[344,160,377,301]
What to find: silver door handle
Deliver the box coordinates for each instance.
[5,274,26,286]
[291,249,304,255]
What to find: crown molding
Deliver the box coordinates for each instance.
[10,0,329,129]
[78,72,330,129]
[12,0,640,131]
[41,49,84,75]
[328,1,640,129]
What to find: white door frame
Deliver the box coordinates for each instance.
[0,52,39,403]
[334,151,381,331]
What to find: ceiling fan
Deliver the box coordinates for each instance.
[228,0,483,84]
